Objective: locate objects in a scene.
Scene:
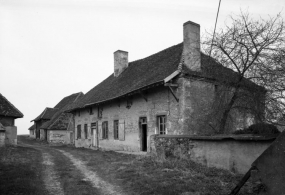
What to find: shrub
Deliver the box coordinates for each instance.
[234,123,280,135]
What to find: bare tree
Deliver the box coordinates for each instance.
[203,12,285,133]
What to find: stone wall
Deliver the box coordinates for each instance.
[0,130,5,146]
[150,134,275,174]
[178,77,264,135]
[5,126,17,145]
[47,130,70,144]
[74,86,180,151]
[29,130,36,138]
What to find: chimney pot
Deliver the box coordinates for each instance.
[114,50,128,77]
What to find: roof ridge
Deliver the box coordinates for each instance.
[0,93,24,118]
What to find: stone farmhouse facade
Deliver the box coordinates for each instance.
[65,21,265,152]
[0,93,23,146]
[31,92,83,144]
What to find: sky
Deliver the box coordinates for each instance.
[0,0,284,135]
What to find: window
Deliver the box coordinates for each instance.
[89,107,93,115]
[91,123,96,136]
[114,120,119,140]
[157,115,166,134]
[77,125,81,139]
[102,121,108,139]
[98,107,103,118]
[78,110,80,116]
[84,124,88,139]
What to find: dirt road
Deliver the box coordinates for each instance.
[17,137,130,195]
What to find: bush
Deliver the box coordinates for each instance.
[234,123,280,135]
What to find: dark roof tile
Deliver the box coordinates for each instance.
[0,93,23,118]
[67,43,264,111]
[28,124,35,130]
[41,92,83,130]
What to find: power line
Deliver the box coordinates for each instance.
[209,0,222,57]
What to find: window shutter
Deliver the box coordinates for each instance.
[106,122,109,139]
[119,120,125,141]
[98,122,103,140]
[88,125,91,138]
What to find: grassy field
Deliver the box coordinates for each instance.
[57,146,257,195]
[0,144,48,195]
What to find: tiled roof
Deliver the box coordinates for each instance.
[0,93,23,118]
[31,92,83,124]
[183,53,265,91]
[41,92,83,130]
[66,43,183,111]
[28,124,35,130]
[31,107,59,122]
[66,43,264,112]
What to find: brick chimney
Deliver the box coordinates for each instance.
[183,21,201,71]
[114,50,128,77]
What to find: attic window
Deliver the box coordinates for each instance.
[126,99,132,109]
[89,107,93,115]
[98,107,103,118]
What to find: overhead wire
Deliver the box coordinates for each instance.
[209,0,222,57]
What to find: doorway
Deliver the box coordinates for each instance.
[91,122,98,147]
[139,117,147,151]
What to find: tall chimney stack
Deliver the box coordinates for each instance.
[183,21,201,71]
[114,50,128,77]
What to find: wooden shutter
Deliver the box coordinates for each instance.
[88,124,91,138]
[119,120,125,141]
[98,122,103,140]
[106,122,109,139]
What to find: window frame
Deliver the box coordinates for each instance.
[157,115,166,135]
[89,107,93,115]
[113,120,119,140]
[77,124,81,139]
[84,124,88,139]
[91,122,96,136]
[102,121,108,139]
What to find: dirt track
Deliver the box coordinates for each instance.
[17,137,131,195]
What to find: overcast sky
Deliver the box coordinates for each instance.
[0,0,284,135]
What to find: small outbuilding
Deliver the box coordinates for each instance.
[0,93,24,145]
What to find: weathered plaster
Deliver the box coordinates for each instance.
[74,86,180,152]
[5,126,17,145]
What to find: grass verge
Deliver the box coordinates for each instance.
[0,145,47,195]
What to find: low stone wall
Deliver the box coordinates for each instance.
[150,134,276,174]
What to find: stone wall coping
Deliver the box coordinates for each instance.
[154,134,277,141]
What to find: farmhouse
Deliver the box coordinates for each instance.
[40,92,83,144]
[31,92,83,144]
[66,21,265,152]
[28,124,35,138]
[31,107,58,139]
[0,93,23,146]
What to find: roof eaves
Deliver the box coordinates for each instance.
[31,108,48,122]
[83,80,166,108]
